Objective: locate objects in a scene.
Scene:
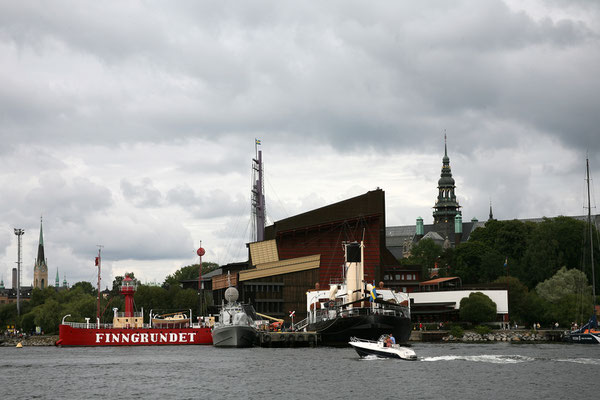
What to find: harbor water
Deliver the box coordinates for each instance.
[1,342,598,399]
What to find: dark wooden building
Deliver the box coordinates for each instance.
[230,189,401,323]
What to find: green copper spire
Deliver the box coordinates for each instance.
[55,269,60,287]
[433,134,461,224]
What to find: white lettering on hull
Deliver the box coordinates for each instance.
[94,331,201,344]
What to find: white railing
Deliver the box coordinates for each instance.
[63,322,158,329]
[63,322,114,329]
[115,312,143,318]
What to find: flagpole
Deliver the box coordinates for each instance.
[96,245,103,322]
[505,257,510,326]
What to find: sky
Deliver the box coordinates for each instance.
[1,0,599,288]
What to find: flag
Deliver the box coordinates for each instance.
[369,287,377,302]
[504,257,508,268]
[255,138,261,145]
[95,257,99,266]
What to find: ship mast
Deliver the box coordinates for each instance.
[96,245,103,322]
[586,158,596,305]
[251,139,266,242]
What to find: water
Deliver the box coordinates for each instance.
[1,343,599,399]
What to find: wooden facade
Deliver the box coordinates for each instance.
[212,189,400,324]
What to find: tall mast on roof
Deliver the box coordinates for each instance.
[251,138,266,242]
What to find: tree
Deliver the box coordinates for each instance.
[406,239,443,279]
[71,281,96,296]
[163,262,219,288]
[459,292,497,324]
[494,275,529,323]
[453,241,504,284]
[536,267,591,304]
[112,272,137,294]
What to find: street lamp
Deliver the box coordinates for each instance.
[14,228,25,316]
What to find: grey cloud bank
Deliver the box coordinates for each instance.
[0,1,598,285]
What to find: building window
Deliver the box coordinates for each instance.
[384,274,390,281]
[402,287,407,293]
[395,274,401,281]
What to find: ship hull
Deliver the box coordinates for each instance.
[56,324,213,346]
[307,313,412,347]
[212,325,257,348]
[566,332,600,344]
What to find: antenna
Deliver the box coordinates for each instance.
[251,139,265,242]
[96,245,104,321]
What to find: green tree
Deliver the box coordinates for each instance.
[112,272,137,294]
[494,275,529,323]
[459,292,497,324]
[134,285,169,312]
[518,217,589,289]
[536,267,591,303]
[405,239,442,279]
[71,281,96,296]
[163,262,219,288]
[34,299,62,334]
[453,241,504,284]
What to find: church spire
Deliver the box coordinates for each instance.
[489,200,494,221]
[33,216,48,289]
[37,217,45,264]
[433,133,461,225]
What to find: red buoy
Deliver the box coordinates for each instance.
[197,247,205,257]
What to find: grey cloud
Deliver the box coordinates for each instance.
[120,178,163,208]
[166,185,247,219]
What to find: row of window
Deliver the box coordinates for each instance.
[244,284,281,293]
[383,273,417,281]
[254,301,283,314]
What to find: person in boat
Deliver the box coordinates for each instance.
[389,334,396,346]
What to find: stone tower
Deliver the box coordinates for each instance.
[33,218,49,289]
[432,135,461,226]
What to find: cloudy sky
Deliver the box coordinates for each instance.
[1,0,599,288]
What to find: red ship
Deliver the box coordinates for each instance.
[56,275,212,346]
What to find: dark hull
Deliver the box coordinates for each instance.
[307,313,412,347]
[566,332,600,344]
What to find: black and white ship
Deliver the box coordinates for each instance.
[300,241,412,346]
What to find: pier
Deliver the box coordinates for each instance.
[257,331,319,347]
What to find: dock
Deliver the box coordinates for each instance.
[257,331,319,347]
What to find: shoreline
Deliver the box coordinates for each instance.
[0,335,58,347]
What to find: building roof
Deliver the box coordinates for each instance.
[419,277,461,286]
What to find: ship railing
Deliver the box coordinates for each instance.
[294,317,309,331]
[115,312,143,318]
[63,322,114,329]
[311,305,409,324]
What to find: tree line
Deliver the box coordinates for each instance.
[0,262,218,334]
[404,216,599,326]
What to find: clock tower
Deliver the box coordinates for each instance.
[432,135,461,225]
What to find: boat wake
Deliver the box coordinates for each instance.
[359,354,388,361]
[421,355,534,364]
[555,358,600,365]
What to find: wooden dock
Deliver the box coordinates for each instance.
[257,331,319,347]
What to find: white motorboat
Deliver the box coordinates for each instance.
[349,336,417,360]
